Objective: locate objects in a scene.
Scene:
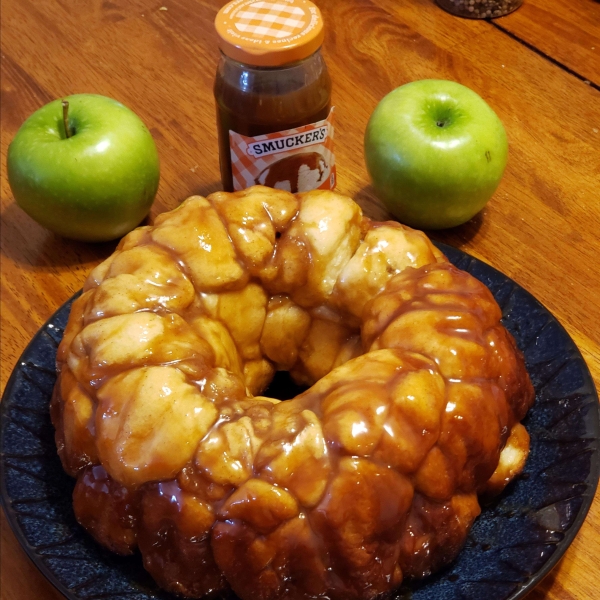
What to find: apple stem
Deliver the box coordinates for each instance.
[62,100,73,139]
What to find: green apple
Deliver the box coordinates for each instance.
[7,94,160,242]
[364,80,508,229]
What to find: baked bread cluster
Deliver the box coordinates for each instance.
[51,187,534,599]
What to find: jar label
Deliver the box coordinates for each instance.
[229,108,336,193]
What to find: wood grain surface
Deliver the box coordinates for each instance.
[1,1,599,599]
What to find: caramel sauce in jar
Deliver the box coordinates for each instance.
[214,0,334,193]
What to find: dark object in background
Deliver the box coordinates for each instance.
[435,0,523,19]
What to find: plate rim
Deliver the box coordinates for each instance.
[0,294,80,600]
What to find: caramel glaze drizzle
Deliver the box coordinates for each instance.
[50,187,534,600]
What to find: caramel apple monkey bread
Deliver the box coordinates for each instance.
[51,187,534,600]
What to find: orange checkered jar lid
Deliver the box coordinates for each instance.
[215,0,325,67]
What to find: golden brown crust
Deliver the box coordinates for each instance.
[51,186,534,599]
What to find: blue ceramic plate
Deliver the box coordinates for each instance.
[1,243,599,600]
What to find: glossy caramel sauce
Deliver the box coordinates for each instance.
[51,187,534,600]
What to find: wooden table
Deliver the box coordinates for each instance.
[1,0,599,598]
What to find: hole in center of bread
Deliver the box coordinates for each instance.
[263,371,309,401]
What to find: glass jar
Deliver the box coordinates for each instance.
[435,0,523,19]
[214,0,334,193]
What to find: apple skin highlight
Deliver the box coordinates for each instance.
[364,79,508,230]
[7,94,160,242]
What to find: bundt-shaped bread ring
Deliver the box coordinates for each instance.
[51,187,534,600]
